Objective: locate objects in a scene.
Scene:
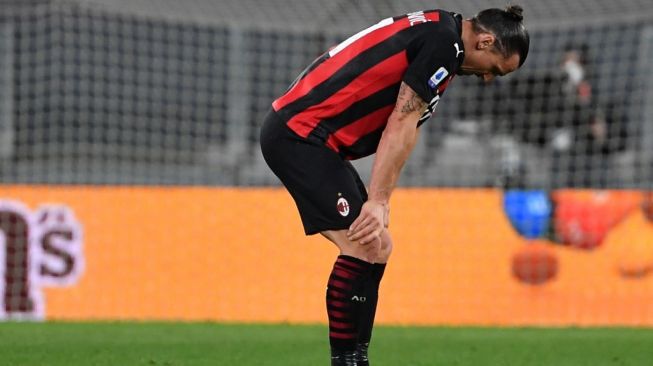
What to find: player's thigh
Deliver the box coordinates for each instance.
[260,113,367,235]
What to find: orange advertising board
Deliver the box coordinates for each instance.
[0,186,652,326]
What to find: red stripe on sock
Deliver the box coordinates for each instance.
[329,331,357,340]
[327,300,349,309]
[327,289,347,299]
[328,309,348,318]
[337,257,364,270]
[332,268,357,280]
[330,320,355,330]
[329,279,352,291]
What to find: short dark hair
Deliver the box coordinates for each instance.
[471,5,530,67]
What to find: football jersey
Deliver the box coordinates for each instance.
[272,10,464,160]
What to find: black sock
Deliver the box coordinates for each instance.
[357,263,386,350]
[326,255,373,353]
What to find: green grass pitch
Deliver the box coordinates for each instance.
[1,322,653,365]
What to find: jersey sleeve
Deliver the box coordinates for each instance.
[402,25,462,103]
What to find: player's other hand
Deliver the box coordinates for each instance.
[347,200,389,245]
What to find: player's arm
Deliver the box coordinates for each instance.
[347,82,425,244]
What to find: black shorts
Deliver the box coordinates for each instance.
[260,110,368,235]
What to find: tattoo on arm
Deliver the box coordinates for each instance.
[395,82,427,114]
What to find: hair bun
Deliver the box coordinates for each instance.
[505,5,524,22]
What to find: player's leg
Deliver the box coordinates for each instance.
[320,161,386,365]
[260,111,371,365]
[321,229,379,366]
[321,229,391,366]
[332,163,393,365]
[355,229,392,366]
[322,230,381,262]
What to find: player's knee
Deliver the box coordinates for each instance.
[321,229,380,263]
[348,237,381,263]
[375,230,393,263]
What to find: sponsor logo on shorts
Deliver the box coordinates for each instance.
[337,197,350,217]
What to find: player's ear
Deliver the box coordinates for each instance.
[476,33,496,50]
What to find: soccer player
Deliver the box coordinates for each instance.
[260,5,530,366]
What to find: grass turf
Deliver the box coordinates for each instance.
[1,322,652,365]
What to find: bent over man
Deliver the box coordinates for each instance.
[260,5,530,365]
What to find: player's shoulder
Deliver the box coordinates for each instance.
[407,10,464,62]
[411,10,462,39]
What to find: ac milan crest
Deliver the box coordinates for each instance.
[337,197,350,217]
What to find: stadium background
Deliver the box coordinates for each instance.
[0,0,653,328]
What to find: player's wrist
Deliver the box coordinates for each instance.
[366,199,389,208]
[367,189,390,205]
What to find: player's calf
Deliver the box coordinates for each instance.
[326,255,373,364]
[355,230,392,366]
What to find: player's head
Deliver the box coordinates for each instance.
[459,5,530,82]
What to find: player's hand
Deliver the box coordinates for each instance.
[347,200,389,245]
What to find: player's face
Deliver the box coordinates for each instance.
[458,45,521,82]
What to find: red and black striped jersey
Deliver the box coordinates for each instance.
[272,10,464,160]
